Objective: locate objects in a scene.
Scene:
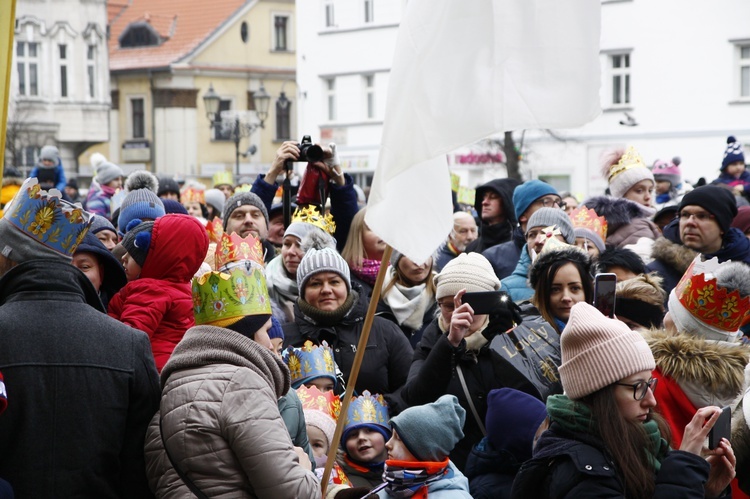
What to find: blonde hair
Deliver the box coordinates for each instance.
[341,209,369,269]
[615,273,666,310]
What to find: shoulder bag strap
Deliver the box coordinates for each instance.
[456,364,487,436]
[159,416,210,499]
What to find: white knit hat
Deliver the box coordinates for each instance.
[296,246,351,293]
[434,252,501,300]
[602,146,655,199]
[559,302,655,400]
[304,409,336,448]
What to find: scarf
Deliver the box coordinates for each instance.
[351,258,381,286]
[381,267,435,330]
[297,291,358,327]
[546,394,670,473]
[382,458,450,498]
[265,255,298,320]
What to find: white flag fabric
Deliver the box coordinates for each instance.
[366,0,601,264]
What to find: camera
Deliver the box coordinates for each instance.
[296,135,324,163]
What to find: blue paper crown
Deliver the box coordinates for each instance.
[342,390,390,437]
[283,340,337,389]
[4,178,92,256]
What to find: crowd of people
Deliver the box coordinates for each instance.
[0,136,749,498]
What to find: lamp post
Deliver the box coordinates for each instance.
[203,83,271,179]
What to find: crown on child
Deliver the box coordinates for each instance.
[292,205,336,235]
[607,146,647,183]
[3,177,92,256]
[569,207,608,241]
[181,187,205,205]
[215,231,265,271]
[674,256,750,332]
[283,340,337,389]
[343,390,390,433]
[296,384,341,421]
[205,217,224,244]
[191,265,271,325]
[213,171,234,187]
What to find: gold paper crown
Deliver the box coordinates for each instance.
[215,231,265,271]
[283,340,338,389]
[569,207,608,241]
[191,266,272,325]
[674,256,750,332]
[205,217,224,244]
[291,205,336,235]
[296,384,342,421]
[607,146,647,183]
[181,187,205,205]
[213,170,234,187]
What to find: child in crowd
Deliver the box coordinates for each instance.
[85,160,124,220]
[268,316,285,356]
[108,214,209,371]
[30,145,66,192]
[712,135,750,200]
[376,394,472,498]
[652,156,689,209]
[284,340,338,392]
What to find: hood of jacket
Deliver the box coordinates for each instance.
[650,237,697,275]
[75,232,127,298]
[141,214,209,282]
[708,227,750,264]
[583,195,653,234]
[474,178,522,227]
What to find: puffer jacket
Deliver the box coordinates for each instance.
[583,195,660,262]
[84,181,118,220]
[499,244,533,302]
[144,325,320,498]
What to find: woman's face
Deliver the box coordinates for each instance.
[397,257,432,286]
[281,235,304,277]
[614,369,657,423]
[304,272,348,311]
[184,201,203,218]
[548,263,586,322]
[623,179,654,208]
[72,252,104,292]
[362,225,386,260]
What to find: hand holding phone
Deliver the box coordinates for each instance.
[708,406,732,450]
[594,273,617,318]
[461,291,505,315]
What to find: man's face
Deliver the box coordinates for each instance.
[679,205,722,254]
[225,205,268,239]
[526,225,565,257]
[519,195,562,233]
[267,213,285,246]
[450,217,478,251]
[480,191,503,225]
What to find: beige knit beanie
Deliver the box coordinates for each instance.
[558,302,655,400]
[434,252,500,300]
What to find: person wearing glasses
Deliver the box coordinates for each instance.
[512,302,736,499]
[647,185,750,299]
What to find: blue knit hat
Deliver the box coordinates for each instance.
[161,198,189,215]
[118,189,165,234]
[268,316,284,340]
[512,180,559,219]
[485,388,547,462]
[389,394,466,462]
[722,136,746,170]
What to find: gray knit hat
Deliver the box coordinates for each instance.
[559,302,655,400]
[118,189,165,234]
[390,394,466,462]
[204,188,226,214]
[574,227,606,253]
[222,192,269,230]
[89,215,117,236]
[296,246,351,293]
[434,252,500,300]
[526,207,575,244]
[95,161,124,185]
[39,145,59,164]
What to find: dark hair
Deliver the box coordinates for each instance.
[594,247,647,276]
[582,385,671,499]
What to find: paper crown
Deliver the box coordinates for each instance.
[292,205,336,235]
[205,217,224,244]
[213,170,234,187]
[296,384,342,421]
[234,184,252,194]
[607,146,647,183]
[343,390,389,434]
[181,187,205,205]
[283,340,338,389]
[569,207,608,241]
[3,177,92,256]
[674,256,750,332]
[191,265,271,325]
[215,231,265,271]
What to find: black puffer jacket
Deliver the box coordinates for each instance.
[467,178,522,254]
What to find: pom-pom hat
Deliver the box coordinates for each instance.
[652,157,682,187]
[120,220,154,268]
[722,136,746,170]
[296,246,351,293]
[602,146,655,199]
[434,252,500,300]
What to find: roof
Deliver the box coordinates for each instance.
[108,0,248,72]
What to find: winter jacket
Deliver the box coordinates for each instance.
[282,286,413,399]
[398,318,540,469]
[30,161,66,192]
[0,260,160,498]
[713,169,750,196]
[278,389,316,465]
[467,178,522,254]
[144,325,320,498]
[374,461,472,498]
[512,423,712,498]
[584,196,660,263]
[84,181,118,220]
[500,245,533,302]
[435,241,459,272]
[483,227,524,280]
[647,235,697,302]
[109,215,209,371]
[465,437,520,499]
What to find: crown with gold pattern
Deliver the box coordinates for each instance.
[673,256,750,332]
[3,177,92,257]
[191,265,272,325]
[342,390,390,440]
[205,217,224,244]
[213,170,234,188]
[296,384,342,421]
[606,146,647,183]
[283,340,338,389]
[181,186,205,205]
[569,207,608,241]
[215,231,265,271]
[291,205,336,235]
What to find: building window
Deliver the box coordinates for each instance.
[16,41,39,96]
[87,45,96,98]
[364,74,375,119]
[610,53,630,105]
[59,44,68,98]
[325,78,336,121]
[119,23,161,48]
[740,45,750,99]
[364,0,374,23]
[131,98,145,138]
[276,94,291,140]
[274,15,288,51]
[324,2,335,28]
[213,99,233,141]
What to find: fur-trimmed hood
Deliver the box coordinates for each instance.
[650,237,697,276]
[731,363,750,493]
[582,195,653,234]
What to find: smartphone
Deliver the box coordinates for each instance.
[594,273,617,318]
[708,406,732,450]
[462,291,506,315]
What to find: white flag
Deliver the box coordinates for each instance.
[366,0,601,264]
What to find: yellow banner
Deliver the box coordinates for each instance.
[0,0,18,180]
[458,185,475,206]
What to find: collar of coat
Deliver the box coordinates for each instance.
[650,237,697,275]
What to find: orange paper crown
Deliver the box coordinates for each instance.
[292,205,336,235]
[569,207,608,241]
[181,187,205,205]
[214,231,265,270]
[674,256,750,332]
[607,146,647,183]
[296,384,342,422]
[205,217,224,244]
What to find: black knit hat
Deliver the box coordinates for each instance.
[157,176,181,200]
[679,185,738,233]
[593,247,648,276]
[120,220,154,267]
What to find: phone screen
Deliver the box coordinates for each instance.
[708,406,732,450]
[594,273,617,318]
[462,291,504,315]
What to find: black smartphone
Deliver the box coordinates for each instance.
[594,273,617,318]
[462,291,506,315]
[708,406,732,450]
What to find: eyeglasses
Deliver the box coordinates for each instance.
[614,377,658,401]
[437,300,455,312]
[678,211,715,223]
[538,196,563,208]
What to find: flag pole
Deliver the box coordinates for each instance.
[321,243,393,495]
[0,0,18,181]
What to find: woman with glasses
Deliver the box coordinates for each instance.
[512,302,736,499]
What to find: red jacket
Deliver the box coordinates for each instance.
[109,215,209,371]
